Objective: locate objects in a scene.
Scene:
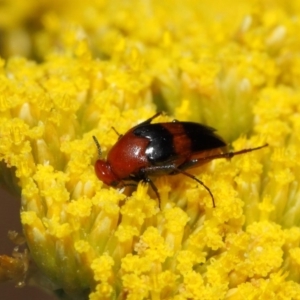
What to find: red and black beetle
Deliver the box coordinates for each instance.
[93,112,267,207]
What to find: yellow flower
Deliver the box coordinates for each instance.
[1,0,300,299]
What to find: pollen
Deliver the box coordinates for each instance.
[21,211,41,227]
[289,248,300,266]
[176,250,205,275]
[120,184,157,225]
[121,254,151,275]
[164,207,190,233]
[135,227,173,262]
[122,273,150,299]
[238,221,285,278]
[258,195,275,221]
[91,254,114,282]
[74,240,91,253]
[269,168,295,186]
[114,225,139,243]
[89,282,113,300]
[66,197,92,218]
[46,219,72,239]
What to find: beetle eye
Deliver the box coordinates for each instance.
[94,160,119,186]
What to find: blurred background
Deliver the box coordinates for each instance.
[0,187,55,300]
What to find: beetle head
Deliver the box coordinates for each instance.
[95,160,120,187]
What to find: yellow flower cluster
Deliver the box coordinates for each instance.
[1,0,300,299]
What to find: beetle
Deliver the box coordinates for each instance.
[93,112,268,207]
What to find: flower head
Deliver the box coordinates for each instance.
[1,0,300,299]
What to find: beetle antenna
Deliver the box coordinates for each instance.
[92,136,102,157]
[175,168,215,208]
[111,126,122,137]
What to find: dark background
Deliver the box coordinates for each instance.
[0,187,55,300]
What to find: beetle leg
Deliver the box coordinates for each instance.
[138,164,215,207]
[124,173,162,208]
[137,112,163,126]
[173,168,215,207]
[176,158,205,171]
[141,165,216,207]
[111,112,163,139]
[123,182,138,188]
[200,143,268,161]
[178,144,269,170]
[220,143,268,159]
[144,177,161,208]
[138,164,177,176]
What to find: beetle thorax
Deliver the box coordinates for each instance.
[106,132,150,179]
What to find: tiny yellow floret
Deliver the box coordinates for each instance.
[91,254,114,282]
